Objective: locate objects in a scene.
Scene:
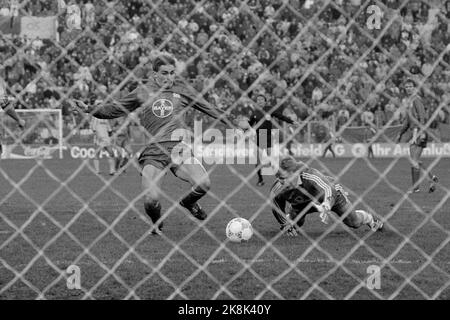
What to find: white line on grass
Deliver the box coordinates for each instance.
[1,258,449,271]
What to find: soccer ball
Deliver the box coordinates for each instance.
[226,218,253,242]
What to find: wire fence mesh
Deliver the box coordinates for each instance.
[0,0,450,299]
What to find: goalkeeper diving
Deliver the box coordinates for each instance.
[270,156,384,236]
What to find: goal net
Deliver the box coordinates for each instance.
[1,109,63,159]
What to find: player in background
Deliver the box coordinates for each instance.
[113,115,134,173]
[282,105,298,156]
[396,79,438,193]
[91,116,116,175]
[248,94,296,186]
[74,54,243,235]
[321,122,337,158]
[365,125,376,159]
[1,80,26,156]
[270,156,384,236]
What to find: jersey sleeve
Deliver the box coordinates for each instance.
[272,111,295,124]
[301,169,335,206]
[180,92,235,127]
[92,88,144,119]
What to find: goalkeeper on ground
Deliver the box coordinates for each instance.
[270,156,384,236]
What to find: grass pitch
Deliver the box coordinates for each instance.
[1,157,449,299]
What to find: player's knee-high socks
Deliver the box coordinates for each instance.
[180,186,208,208]
[411,167,420,190]
[93,159,100,173]
[120,156,129,168]
[115,156,122,171]
[108,158,115,174]
[257,167,263,183]
[144,200,163,229]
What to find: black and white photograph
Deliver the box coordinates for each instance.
[0,0,449,304]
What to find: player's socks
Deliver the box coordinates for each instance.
[144,200,163,232]
[256,167,264,185]
[180,186,207,208]
[355,210,374,226]
[120,156,129,168]
[108,158,115,175]
[354,210,383,231]
[411,167,420,191]
[180,186,208,220]
[93,159,100,173]
[115,157,121,171]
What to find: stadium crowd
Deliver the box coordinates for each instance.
[0,0,449,142]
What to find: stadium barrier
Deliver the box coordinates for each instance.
[1,0,450,300]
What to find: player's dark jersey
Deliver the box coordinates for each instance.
[399,95,428,147]
[248,107,294,148]
[92,78,232,144]
[271,179,314,212]
[270,169,349,227]
[276,167,339,207]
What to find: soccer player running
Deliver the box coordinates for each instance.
[74,55,239,235]
[1,81,26,156]
[269,156,383,236]
[396,79,438,194]
[91,117,117,175]
[248,94,296,186]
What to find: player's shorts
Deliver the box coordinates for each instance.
[138,141,194,171]
[94,136,112,148]
[411,132,428,148]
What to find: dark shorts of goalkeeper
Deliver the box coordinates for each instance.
[137,141,194,172]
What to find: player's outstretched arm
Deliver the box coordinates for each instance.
[1,96,25,129]
[74,89,143,119]
[272,111,295,125]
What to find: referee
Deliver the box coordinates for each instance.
[248,94,297,186]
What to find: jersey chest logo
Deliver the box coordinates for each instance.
[152,98,174,118]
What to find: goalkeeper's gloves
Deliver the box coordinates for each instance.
[280,223,300,237]
[281,213,302,237]
[313,201,331,224]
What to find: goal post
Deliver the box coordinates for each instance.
[0,109,64,160]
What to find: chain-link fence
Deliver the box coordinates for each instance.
[0,0,450,300]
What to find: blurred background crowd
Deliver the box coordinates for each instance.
[0,0,449,143]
